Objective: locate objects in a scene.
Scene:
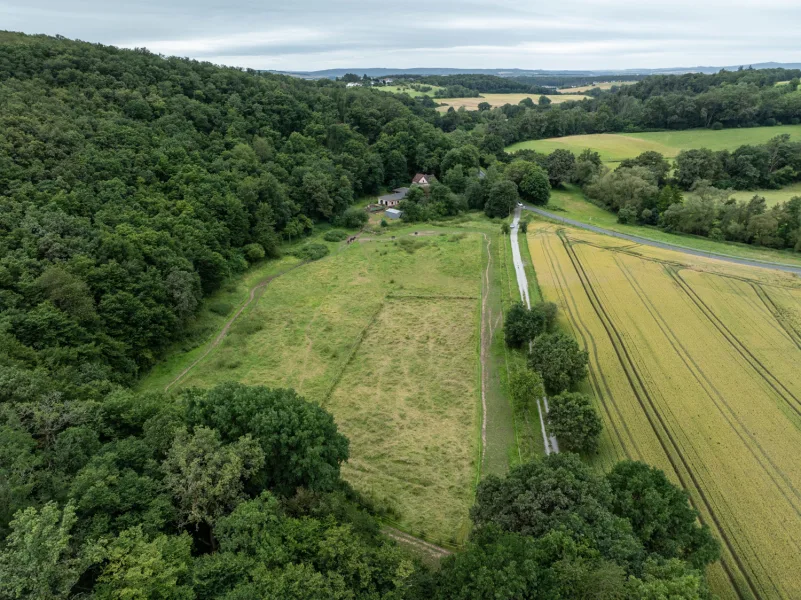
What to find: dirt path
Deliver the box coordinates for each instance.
[479,233,492,465]
[164,262,305,392]
[382,526,452,560]
[511,207,559,455]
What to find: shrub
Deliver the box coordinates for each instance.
[292,243,330,261]
[334,206,368,229]
[243,243,266,263]
[209,302,233,316]
[323,230,348,242]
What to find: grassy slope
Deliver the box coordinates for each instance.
[506,124,801,164]
[543,185,801,267]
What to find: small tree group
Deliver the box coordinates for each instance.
[528,331,588,394]
[547,391,603,453]
[503,301,558,348]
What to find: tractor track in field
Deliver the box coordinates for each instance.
[479,233,491,466]
[556,230,765,600]
[614,255,801,523]
[668,269,801,419]
[752,284,801,352]
[536,231,635,461]
[164,261,308,392]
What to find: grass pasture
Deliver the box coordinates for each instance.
[436,93,588,112]
[730,182,801,206]
[506,125,801,165]
[528,221,801,599]
[141,230,488,544]
[377,84,445,97]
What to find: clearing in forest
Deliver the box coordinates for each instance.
[141,231,486,545]
[528,221,801,600]
[436,93,588,111]
[506,125,801,164]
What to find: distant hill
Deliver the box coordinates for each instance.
[270,63,801,80]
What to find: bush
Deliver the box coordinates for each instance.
[243,243,266,263]
[509,369,544,411]
[323,230,348,242]
[292,243,330,261]
[547,391,603,454]
[334,206,369,229]
[209,302,233,316]
[380,219,388,228]
[528,331,588,394]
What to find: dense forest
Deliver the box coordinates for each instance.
[0,31,797,598]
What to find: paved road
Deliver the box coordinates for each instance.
[511,206,559,455]
[523,205,801,276]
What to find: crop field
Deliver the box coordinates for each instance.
[557,81,637,93]
[506,125,801,164]
[436,93,588,112]
[527,221,801,599]
[141,230,490,544]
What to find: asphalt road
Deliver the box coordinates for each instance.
[523,205,801,276]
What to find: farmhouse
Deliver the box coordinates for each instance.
[377,187,409,207]
[385,208,402,219]
[412,173,437,188]
[346,82,362,88]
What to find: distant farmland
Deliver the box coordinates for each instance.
[507,125,801,164]
[557,81,637,93]
[436,93,588,111]
[528,221,801,599]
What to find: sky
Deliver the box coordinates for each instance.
[3,0,801,72]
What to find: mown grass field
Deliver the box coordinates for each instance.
[436,93,588,112]
[140,225,517,545]
[527,220,801,600]
[544,185,801,267]
[506,125,801,164]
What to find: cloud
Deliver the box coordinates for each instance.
[3,0,801,70]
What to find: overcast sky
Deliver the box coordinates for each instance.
[3,0,801,71]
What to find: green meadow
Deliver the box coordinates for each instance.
[506,125,801,164]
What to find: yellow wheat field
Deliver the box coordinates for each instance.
[528,222,801,600]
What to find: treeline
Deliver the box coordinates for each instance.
[549,142,801,250]
[436,69,801,139]
[512,74,645,89]
[0,32,460,399]
[0,377,721,599]
[397,73,556,95]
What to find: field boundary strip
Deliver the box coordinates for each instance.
[556,229,762,600]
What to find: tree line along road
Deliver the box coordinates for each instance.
[523,205,801,276]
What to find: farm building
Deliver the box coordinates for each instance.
[345,82,362,88]
[385,208,402,219]
[412,173,437,187]
[377,187,409,207]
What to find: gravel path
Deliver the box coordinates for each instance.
[524,205,801,276]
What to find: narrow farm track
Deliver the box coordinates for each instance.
[555,230,762,600]
[524,205,801,276]
[164,261,307,392]
[479,234,491,465]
